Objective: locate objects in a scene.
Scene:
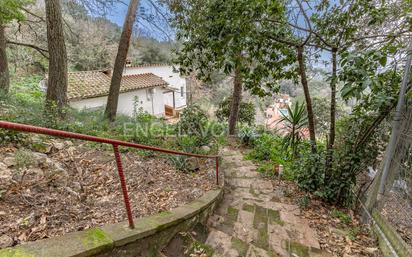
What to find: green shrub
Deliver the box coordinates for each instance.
[245,133,285,164]
[215,96,256,125]
[0,129,27,145]
[256,161,277,177]
[237,125,258,146]
[176,104,210,146]
[293,150,326,193]
[177,135,200,153]
[169,155,190,171]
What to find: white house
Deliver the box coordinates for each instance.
[67,65,187,117]
[123,64,187,110]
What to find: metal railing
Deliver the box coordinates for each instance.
[0,120,220,229]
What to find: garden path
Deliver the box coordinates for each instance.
[205,148,330,257]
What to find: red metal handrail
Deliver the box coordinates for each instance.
[0,120,220,229]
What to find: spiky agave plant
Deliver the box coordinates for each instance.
[278,101,308,157]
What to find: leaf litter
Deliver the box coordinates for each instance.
[0,139,217,248]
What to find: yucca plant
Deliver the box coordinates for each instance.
[278,101,308,158]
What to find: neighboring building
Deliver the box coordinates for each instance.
[66,64,187,117]
[265,94,292,132]
[123,64,187,110]
[265,94,310,138]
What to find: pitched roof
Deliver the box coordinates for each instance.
[125,63,171,69]
[67,71,169,101]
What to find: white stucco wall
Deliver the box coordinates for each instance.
[123,66,187,109]
[69,87,166,117]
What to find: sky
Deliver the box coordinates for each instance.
[106,1,174,41]
[106,2,128,26]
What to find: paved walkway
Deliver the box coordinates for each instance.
[205,148,330,257]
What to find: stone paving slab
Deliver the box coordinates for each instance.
[227,166,260,178]
[206,149,330,257]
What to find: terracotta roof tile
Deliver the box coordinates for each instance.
[67,71,169,101]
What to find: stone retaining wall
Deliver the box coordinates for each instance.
[0,189,223,257]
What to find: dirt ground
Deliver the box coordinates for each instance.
[269,178,381,257]
[0,139,217,248]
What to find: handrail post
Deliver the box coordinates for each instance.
[215,156,219,185]
[113,144,135,229]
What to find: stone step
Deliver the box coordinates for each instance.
[225,178,274,192]
[206,229,275,257]
[226,166,260,178]
[206,148,330,257]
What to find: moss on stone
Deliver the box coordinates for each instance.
[157,211,173,217]
[253,205,269,250]
[268,209,284,226]
[226,207,239,222]
[214,206,239,235]
[231,237,249,257]
[0,248,36,257]
[289,241,309,257]
[82,228,113,249]
[242,203,254,213]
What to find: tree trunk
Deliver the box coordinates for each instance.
[325,48,338,173]
[45,0,68,116]
[228,67,242,135]
[105,0,140,121]
[297,46,317,153]
[0,25,10,94]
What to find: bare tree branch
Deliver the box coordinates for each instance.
[6,40,49,59]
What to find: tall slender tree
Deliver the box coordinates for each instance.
[0,25,9,94]
[0,0,31,94]
[44,0,68,116]
[105,0,140,121]
[228,67,242,135]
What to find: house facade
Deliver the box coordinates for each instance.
[67,65,187,117]
[123,64,187,110]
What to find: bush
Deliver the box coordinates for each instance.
[177,135,201,153]
[293,151,326,193]
[176,105,210,146]
[237,125,259,146]
[215,96,256,125]
[245,133,286,164]
[0,129,27,145]
[256,161,278,177]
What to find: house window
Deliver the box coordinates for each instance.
[181,86,184,97]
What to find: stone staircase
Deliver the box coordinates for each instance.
[205,148,330,257]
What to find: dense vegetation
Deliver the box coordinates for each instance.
[0,0,411,209]
[171,0,411,206]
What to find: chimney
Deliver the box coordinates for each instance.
[125,58,132,68]
[102,69,112,77]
